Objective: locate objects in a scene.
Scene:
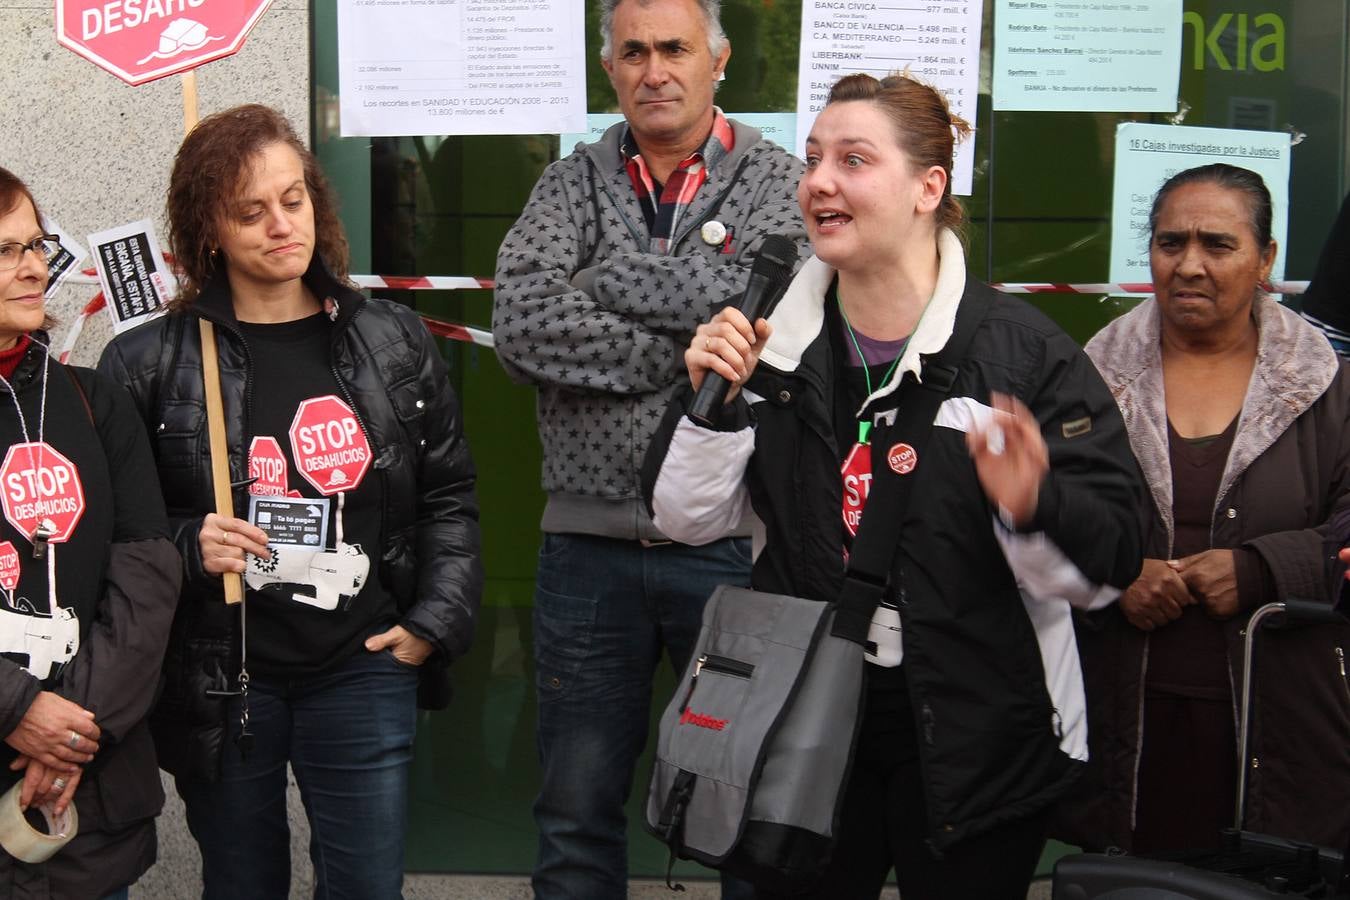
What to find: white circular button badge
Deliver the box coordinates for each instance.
[700,220,728,247]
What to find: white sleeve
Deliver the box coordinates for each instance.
[651,416,755,546]
[993,519,1121,611]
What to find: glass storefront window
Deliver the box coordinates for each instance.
[310,0,1348,876]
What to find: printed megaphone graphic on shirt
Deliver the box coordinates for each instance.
[245,542,369,612]
[0,594,78,681]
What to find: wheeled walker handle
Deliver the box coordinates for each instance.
[1264,598,1347,627]
[1236,599,1348,832]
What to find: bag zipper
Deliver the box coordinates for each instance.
[698,654,755,679]
[679,653,755,712]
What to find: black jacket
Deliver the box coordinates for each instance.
[97,261,483,780]
[1058,296,1350,851]
[645,243,1143,849]
[0,341,181,898]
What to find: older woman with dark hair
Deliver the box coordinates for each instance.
[97,105,483,899]
[0,167,180,899]
[1066,163,1350,854]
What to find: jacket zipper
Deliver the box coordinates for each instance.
[588,162,648,246]
[679,653,755,712]
[328,304,389,562]
[329,304,375,451]
[916,698,949,846]
[921,702,936,746]
[1337,647,1349,707]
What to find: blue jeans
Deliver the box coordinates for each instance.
[177,648,419,900]
[531,533,755,900]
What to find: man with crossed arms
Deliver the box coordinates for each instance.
[492,0,806,896]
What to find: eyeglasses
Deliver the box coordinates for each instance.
[0,235,60,272]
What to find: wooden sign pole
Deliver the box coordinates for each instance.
[183,71,244,605]
[182,70,199,132]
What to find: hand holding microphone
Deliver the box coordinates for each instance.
[687,235,798,426]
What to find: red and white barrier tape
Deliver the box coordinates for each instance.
[59,268,1315,297]
[352,275,493,291]
[63,269,492,292]
[990,281,1309,295]
[997,282,1159,295]
[53,264,1312,362]
[56,293,108,364]
[55,286,492,363]
[421,319,494,349]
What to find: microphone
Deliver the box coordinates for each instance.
[689,235,798,427]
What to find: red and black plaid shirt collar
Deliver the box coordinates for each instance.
[621,109,735,254]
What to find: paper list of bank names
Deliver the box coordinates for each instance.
[992,0,1181,112]
[795,1,984,195]
[338,0,585,136]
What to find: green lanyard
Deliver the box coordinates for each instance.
[838,299,907,446]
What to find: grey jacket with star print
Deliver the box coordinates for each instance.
[493,118,807,540]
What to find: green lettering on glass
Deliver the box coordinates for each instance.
[1181,10,1285,72]
[1252,13,1285,72]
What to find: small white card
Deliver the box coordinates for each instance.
[249,495,330,550]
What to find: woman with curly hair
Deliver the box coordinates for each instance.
[98,105,483,899]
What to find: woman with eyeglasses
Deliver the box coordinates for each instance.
[0,168,180,899]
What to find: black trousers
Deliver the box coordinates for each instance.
[758,673,1049,900]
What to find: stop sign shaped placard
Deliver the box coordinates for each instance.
[288,396,372,496]
[0,443,86,544]
[0,542,19,593]
[56,0,273,86]
[249,436,290,497]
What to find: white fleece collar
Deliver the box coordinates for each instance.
[1085,293,1340,548]
[760,229,967,414]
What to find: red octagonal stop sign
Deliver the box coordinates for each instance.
[288,396,372,497]
[248,436,289,497]
[0,443,86,544]
[0,542,19,593]
[56,0,273,86]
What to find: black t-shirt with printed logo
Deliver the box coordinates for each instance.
[238,313,395,676]
[0,356,168,688]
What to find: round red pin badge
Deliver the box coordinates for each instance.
[887,442,917,475]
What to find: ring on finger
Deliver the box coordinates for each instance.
[51,777,66,792]
[705,336,712,351]
[66,731,80,749]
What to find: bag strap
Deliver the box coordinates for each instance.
[61,364,94,426]
[832,288,994,644]
[146,312,185,434]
